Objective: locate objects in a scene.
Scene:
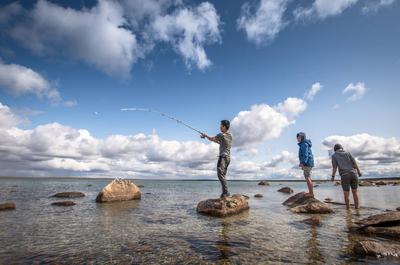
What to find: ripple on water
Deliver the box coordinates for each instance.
[0,179,400,264]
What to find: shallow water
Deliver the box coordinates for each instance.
[0,178,399,264]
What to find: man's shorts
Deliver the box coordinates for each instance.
[302,166,312,178]
[340,171,359,191]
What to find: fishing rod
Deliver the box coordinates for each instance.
[120,108,204,135]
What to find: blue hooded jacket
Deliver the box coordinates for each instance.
[298,136,314,168]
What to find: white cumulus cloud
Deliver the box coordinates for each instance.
[294,0,359,20]
[305,82,322,101]
[151,2,221,70]
[0,61,60,103]
[362,0,397,13]
[237,0,289,45]
[231,97,307,147]
[342,82,367,101]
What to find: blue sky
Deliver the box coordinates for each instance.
[0,0,399,179]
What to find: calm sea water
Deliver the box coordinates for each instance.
[0,178,399,265]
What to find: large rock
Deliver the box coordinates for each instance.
[354,240,400,258]
[355,211,400,227]
[197,194,249,217]
[258,180,270,186]
[283,192,333,214]
[52,192,85,198]
[277,186,293,194]
[96,179,141,203]
[354,211,400,239]
[0,202,16,211]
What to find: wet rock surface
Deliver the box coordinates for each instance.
[353,211,400,239]
[301,216,321,226]
[359,181,374,187]
[283,192,333,214]
[52,192,85,198]
[354,240,400,258]
[51,201,76,207]
[197,194,250,217]
[96,179,141,203]
[258,180,270,186]
[277,187,293,194]
[0,202,16,211]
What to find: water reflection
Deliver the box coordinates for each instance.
[305,224,325,265]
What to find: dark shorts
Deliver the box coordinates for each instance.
[340,171,359,191]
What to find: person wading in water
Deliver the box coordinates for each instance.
[331,143,362,210]
[201,120,232,198]
[297,132,315,197]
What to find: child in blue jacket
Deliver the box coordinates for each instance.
[297,132,315,197]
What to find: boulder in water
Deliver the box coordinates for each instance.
[254,194,263,198]
[353,211,400,239]
[354,240,400,258]
[0,202,16,211]
[375,181,387,186]
[51,201,76,207]
[258,180,270,186]
[277,186,293,194]
[52,192,85,198]
[96,179,141,203]
[283,192,333,214]
[397,207,400,211]
[197,194,249,217]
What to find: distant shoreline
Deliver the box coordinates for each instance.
[0,176,399,182]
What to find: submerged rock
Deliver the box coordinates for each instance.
[375,181,387,186]
[283,192,333,214]
[353,211,400,239]
[301,216,321,226]
[278,186,293,194]
[258,180,270,186]
[52,192,85,198]
[254,194,263,198]
[197,194,249,217]
[0,202,16,211]
[51,201,76,207]
[96,179,141,203]
[359,181,374,187]
[354,240,400,258]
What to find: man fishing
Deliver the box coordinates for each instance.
[331,143,362,210]
[201,120,232,198]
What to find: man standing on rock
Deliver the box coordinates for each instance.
[201,120,232,198]
[297,132,315,197]
[331,143,362,210]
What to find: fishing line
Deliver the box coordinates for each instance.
[120,108,204,135]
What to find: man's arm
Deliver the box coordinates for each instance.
[201,133,219,143]
[350,153,362,177]
[331,156,337,181]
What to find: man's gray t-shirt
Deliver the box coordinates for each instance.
[216,132,232,157]
[332,150,357,176]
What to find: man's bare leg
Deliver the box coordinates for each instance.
[351,189,359,209]
[343,191,350,210]
[305,177,314,197]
